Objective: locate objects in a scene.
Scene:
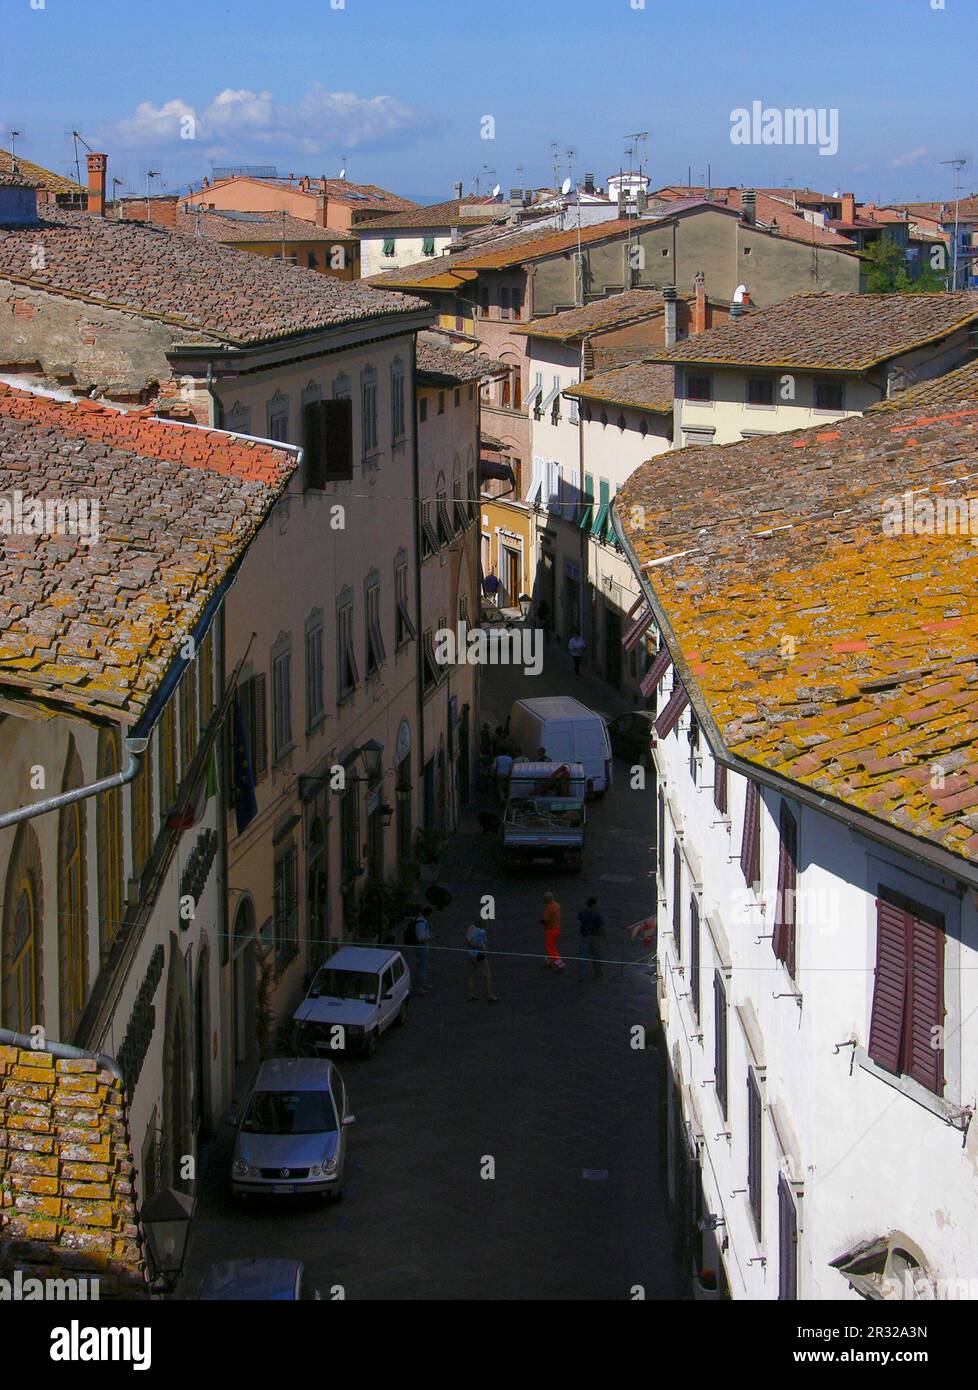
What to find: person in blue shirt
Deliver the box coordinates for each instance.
[466,922,498,1002]
[577,897,605,980]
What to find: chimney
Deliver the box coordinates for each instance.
[841,191,856,224]
[508,188,523,224]
[87,152,107,216]
[617,187,627,219]
[315,193,329,228]
[454,180,463,200]
[742,188,756,225]
[663,285,678,347]
[201,176,209,190]
[693,273,707,335]
[584,172,595,195]
[635,188,647,215]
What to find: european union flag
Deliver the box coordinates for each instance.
[231,693,258,834]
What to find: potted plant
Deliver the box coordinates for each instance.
[415,828,446,884]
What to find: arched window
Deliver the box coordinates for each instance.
[159,699,177,814]
[58,739,88,1040]
[1,823,43,1033]
[97,728,123,962]
[179,664,198,778]
[132,742,154,881]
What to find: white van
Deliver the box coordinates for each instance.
[292,946,410,1058]
[507,697,613,795]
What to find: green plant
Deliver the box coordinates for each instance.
[255,959,275,1057]
[415,827,446,865]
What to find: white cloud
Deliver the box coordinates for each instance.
[107,84,431,156]
[888,146,929,169]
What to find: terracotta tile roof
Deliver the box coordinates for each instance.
[202,175,416,213]
[646,292,978,370]
[0,170,41,191]
[172,208,350,243]
[617,400,978,867]
[0,383,296,725]
[872,356,978,412]
[516,289,670,341]
[360,198,498,231]
[564,362,675,414]
[898,199,978,223]
[415,338,506,384]
[0,151,84,198]
[0,208,425,345]
[652,186,857,249]
[0,1043,147,1296]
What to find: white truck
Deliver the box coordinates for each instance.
[507,696,613,796]
[502,761,587,870]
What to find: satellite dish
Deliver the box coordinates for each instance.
[732,283,748,304]
[492,183,501,198]
[339,168,346,179]
[561,177,573,196]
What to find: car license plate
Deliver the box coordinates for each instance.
[273,1183,294,1194]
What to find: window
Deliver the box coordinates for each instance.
[273,844,299,973]
[267,392,289,442]
[500,287,510,319]
[422,628,441,691]
[58,741,87,1040]
[501,374,512,410]
[340,784,360,877]
[395,559,416,647]
[96,730,123,962]
[366,578,386,675]
[392,363,406,443]
[159,699,178,814]
[778,1176,798,1300]
[272,644,293,762]
[132,743,154,879]
[238,674,267,782]
[814,378,845,411]
[688,711,699,781]
[510,283,522,320]
[617,413,626,432]
[686,373,712,402]
[747,376,775,406]
[579,473,594,531]
[868,890,946,1095]
[591,479,612,542]
[307,251,318,270]
[419,396,428,424]
[421,500,440,556]
[747,1071,763,1237]
[453,476,468,532]
[672,841,682,957]
[382,237,395,257]
[306,620,325,729]
[714,971,728,1119]
[323,398,354,482]
[740,778,760,888]
[657,788,665,881]
[1,823,43,1033]
[337,600,359,699]
[689,895,700,1019]
[479,287,489,317]
[179,663,197,777]
[436,488,453,544]
[467,467,477,520]
[437,391,445,416]
[569,394,579,424]
[773,802,798,976]
[361,369,378,455]
[303,398,328,490]
[199,624,215,723]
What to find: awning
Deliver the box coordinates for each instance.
[622,602,655,653]
[640,644,672,697]
[654,682,690,738]
[539,383,562,413]
[479,459,515,484]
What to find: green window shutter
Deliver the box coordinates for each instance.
[382,237,395,256]
[591,479,610,540]
[422,236,436,256]
[579,473,594,530]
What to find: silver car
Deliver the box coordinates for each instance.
[230,1058,354,1202]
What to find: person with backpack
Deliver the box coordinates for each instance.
[577,896,606,980]
[466,922,498,1001]
[405,908,433,992]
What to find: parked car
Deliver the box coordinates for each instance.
[198,1259,319,1300]
[292,945,410,1058]
[507,696,613,795]
[607,711,657,766]
[229,1058,354,1201]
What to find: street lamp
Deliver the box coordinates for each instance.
[518,593,533,621]
[142,1186,196,1292]
[359,739,384,785]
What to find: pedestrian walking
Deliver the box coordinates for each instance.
[568,629,587,678]
[404,907,434,992]
[466,922,498,1001]
[540,891,564,970]
[492,749,514,803]
[536,598,551,644]
[577,896,605,980]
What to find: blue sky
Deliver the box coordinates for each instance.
[2,0,974,204]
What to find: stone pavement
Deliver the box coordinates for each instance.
[182,643,682,1301]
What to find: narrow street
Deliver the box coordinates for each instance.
[183,641,683,1301]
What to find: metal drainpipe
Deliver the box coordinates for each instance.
[0,737,145,833]
[0,1027,123,1082]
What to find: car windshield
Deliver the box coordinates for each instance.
[310,967,378,1002]
[242,1090,337,1135]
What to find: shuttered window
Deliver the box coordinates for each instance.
[740,777,760,888]
[714,760,728,814]
[641,642,672,700]
[747,1070,762,1237]
[778,1176,798,1300]
[657,788,665,883]
[773,801,798,977]
[653,681,689,739]
[689,895,700,1019]
[868,891,945,1095]
[714,971,728,1119]
[303,400,328,490]
[672,841,682,956]
[323,398,354,482]
[239,674,267,782]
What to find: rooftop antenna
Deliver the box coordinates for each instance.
[550,141,559,194]
[3,127,23,171]
[145,168,161,224]
[472,164,496,196]
[940,153,969,289]
[111,176,124,218]
[516,164,524,192]
[64,126,93,193]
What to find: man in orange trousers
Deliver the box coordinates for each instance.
[540,891,565,971]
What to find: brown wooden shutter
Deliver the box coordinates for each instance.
[747,1071,762,1236]
[868,896,909,1075]
[324,398,354,482]
[303,400,328,489]
[777,1175,798,1300]
[622,602,654,652]
[653,681,689,739]
[640,643,672,698]
[672,841,682,952]
[907,912,944,1094]
[713,761,728,814]
[740,778,760,887]
[714,971,728,1118]
[689,895,700,1018]
[252,673,268,781]
[773,801,797,975]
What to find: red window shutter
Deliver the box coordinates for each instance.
[622,603,654,652]
[713,761,728,814]
[640,644,672,698]
[907,913,945,1094]
[653,682,689,739]
[868,897,909,1075]
[773,802,797,975]
[740,779,760,887]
